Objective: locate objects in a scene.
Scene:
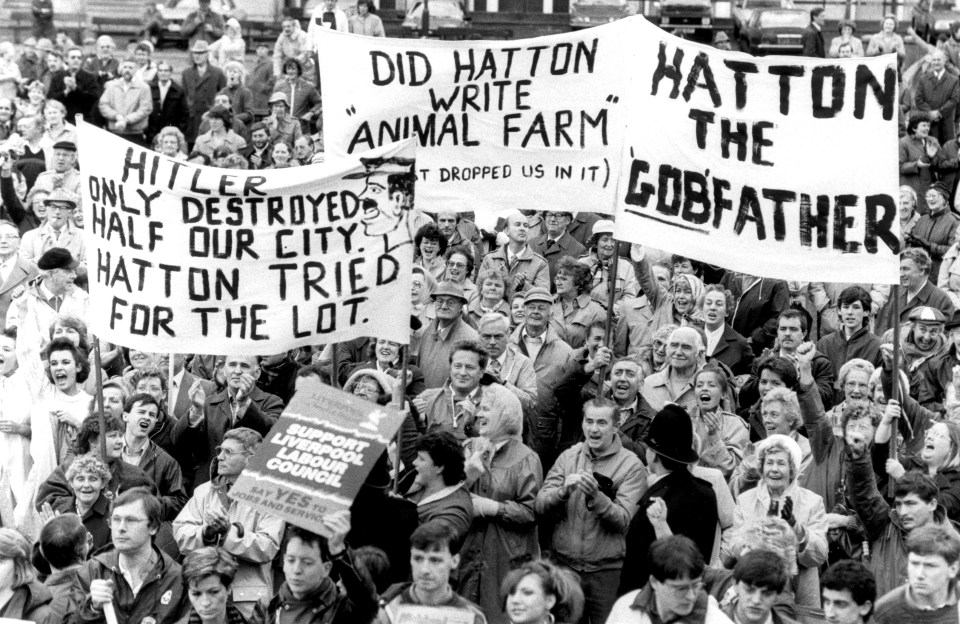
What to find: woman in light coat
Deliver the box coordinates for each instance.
[459,384,543,624]
[724,434,827,607]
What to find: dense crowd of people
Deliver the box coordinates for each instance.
[0,7,958,624]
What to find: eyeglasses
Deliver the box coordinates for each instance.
[215,446,249,457]
[0,234,19,240]
[660,579,703,595]
[108,516,149,528]
[434,297,461,308]
[446,261,467,269]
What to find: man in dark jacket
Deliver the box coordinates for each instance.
[182,0,224,48]
[119,393,187,520]
[147,61,188,146]
[70,489,188,624]
[256,518,378,624]
[619,404,718,593]
[182,40,226,144]
[876,248,955,336]
[40,514,89,624]
[171,354,283,489]
[529,211,586,290]
[801,8,826,57]
[817,286,882,380]
[916,49,960,145]
[49,47,100,124]
[722,272,791,353]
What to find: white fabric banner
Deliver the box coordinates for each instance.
[613,18,900,283]
[78,122,415,353]
[315,20,641,215]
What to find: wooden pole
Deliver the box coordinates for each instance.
[93,337,107,460]
[596,250,620,392]
[167,353,175,414]
[393,345,408,495]
[888,285,900,498]
[330,343,340,389]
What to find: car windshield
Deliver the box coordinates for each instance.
[574,0,627,5]
[744,0,784,7]
[932,0,960,9]
[758,10,807,26]
[411,1,463,16]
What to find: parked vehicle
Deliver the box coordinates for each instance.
[400,0,471,35]
[738,7,808,54]
[570,0,635,29]
[658,0,732,40]
[912,0,960,42]
[732,0,793,37]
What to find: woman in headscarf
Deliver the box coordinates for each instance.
[724,434,828,607]
[653,272,706,334]
[459,384,543,624]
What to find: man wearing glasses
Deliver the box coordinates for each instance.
[608,535,733,624]
[48,47,100,124]
[73,488,189,624]
[173,428,285,619]
[529,211,585,289]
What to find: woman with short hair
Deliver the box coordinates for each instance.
[501,559,584,624]
[193,105,246,157]
[551,256,605,349]
[349,0,386,36]
[177,547,244,624]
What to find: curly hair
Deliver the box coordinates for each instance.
[65,454,111,484]
[726,516,799,576]
[557,255,593,295]
[44,338,90,384]
[761,387,802,432]
[414,223,447,257]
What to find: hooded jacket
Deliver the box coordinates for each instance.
[535,436,648,573]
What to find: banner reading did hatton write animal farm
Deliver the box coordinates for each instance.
[315,20,640,215]
[77,122,415,354]
[614,18,900,284]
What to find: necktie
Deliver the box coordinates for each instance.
[53,296,62,312]
[618,407,633,425]
[546,239,556,249]
[488,360,502,376]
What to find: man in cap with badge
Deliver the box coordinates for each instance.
[33,140,80,195]
[901,306,952,411]
[619,404,719,594]
[5,247,87,334]
[20,188,85,268]
[416,281,478,389]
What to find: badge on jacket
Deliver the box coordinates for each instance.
[160,589,173,605]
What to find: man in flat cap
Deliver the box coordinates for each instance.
[346,155,417,254]
[6,247,87,334]
[20,188,85,268]
[902,306,951,412]
[33,140,80,195]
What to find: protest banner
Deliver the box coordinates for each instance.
[77,122,416,354]
[386,605,477,624]
[613,18,900,284]
[230,378,405,536]
[314,19,642,215]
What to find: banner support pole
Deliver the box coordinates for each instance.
[888,285,900,498]
[393,344,409,495]
[93,337,107,460]
[330,343,340,389]
[596,248,619,392]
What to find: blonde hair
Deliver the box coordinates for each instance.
[0,528,36,588]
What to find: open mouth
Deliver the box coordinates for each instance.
[138,419,151,430]
[53,371,68,383]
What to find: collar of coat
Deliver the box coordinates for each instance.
[187,602,247,624]
[630,584,710,624]
[272,578,339,614]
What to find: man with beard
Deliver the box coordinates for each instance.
[49,47,99,124]
[416,283,478,389]
[98,57,152,145]
[170,355,282,490]
[348,155,416,254]
[478,210,550,295]
[876,248,955,335]
[241,123,273,170]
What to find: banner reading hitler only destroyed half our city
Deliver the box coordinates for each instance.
[78,122,416,353]
[316,16,900,284]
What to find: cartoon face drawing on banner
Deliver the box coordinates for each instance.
[345,156,416,253]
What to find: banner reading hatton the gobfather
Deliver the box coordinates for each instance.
[314,19,640,215]
[77,122,415,354]
[613,18,900,284]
